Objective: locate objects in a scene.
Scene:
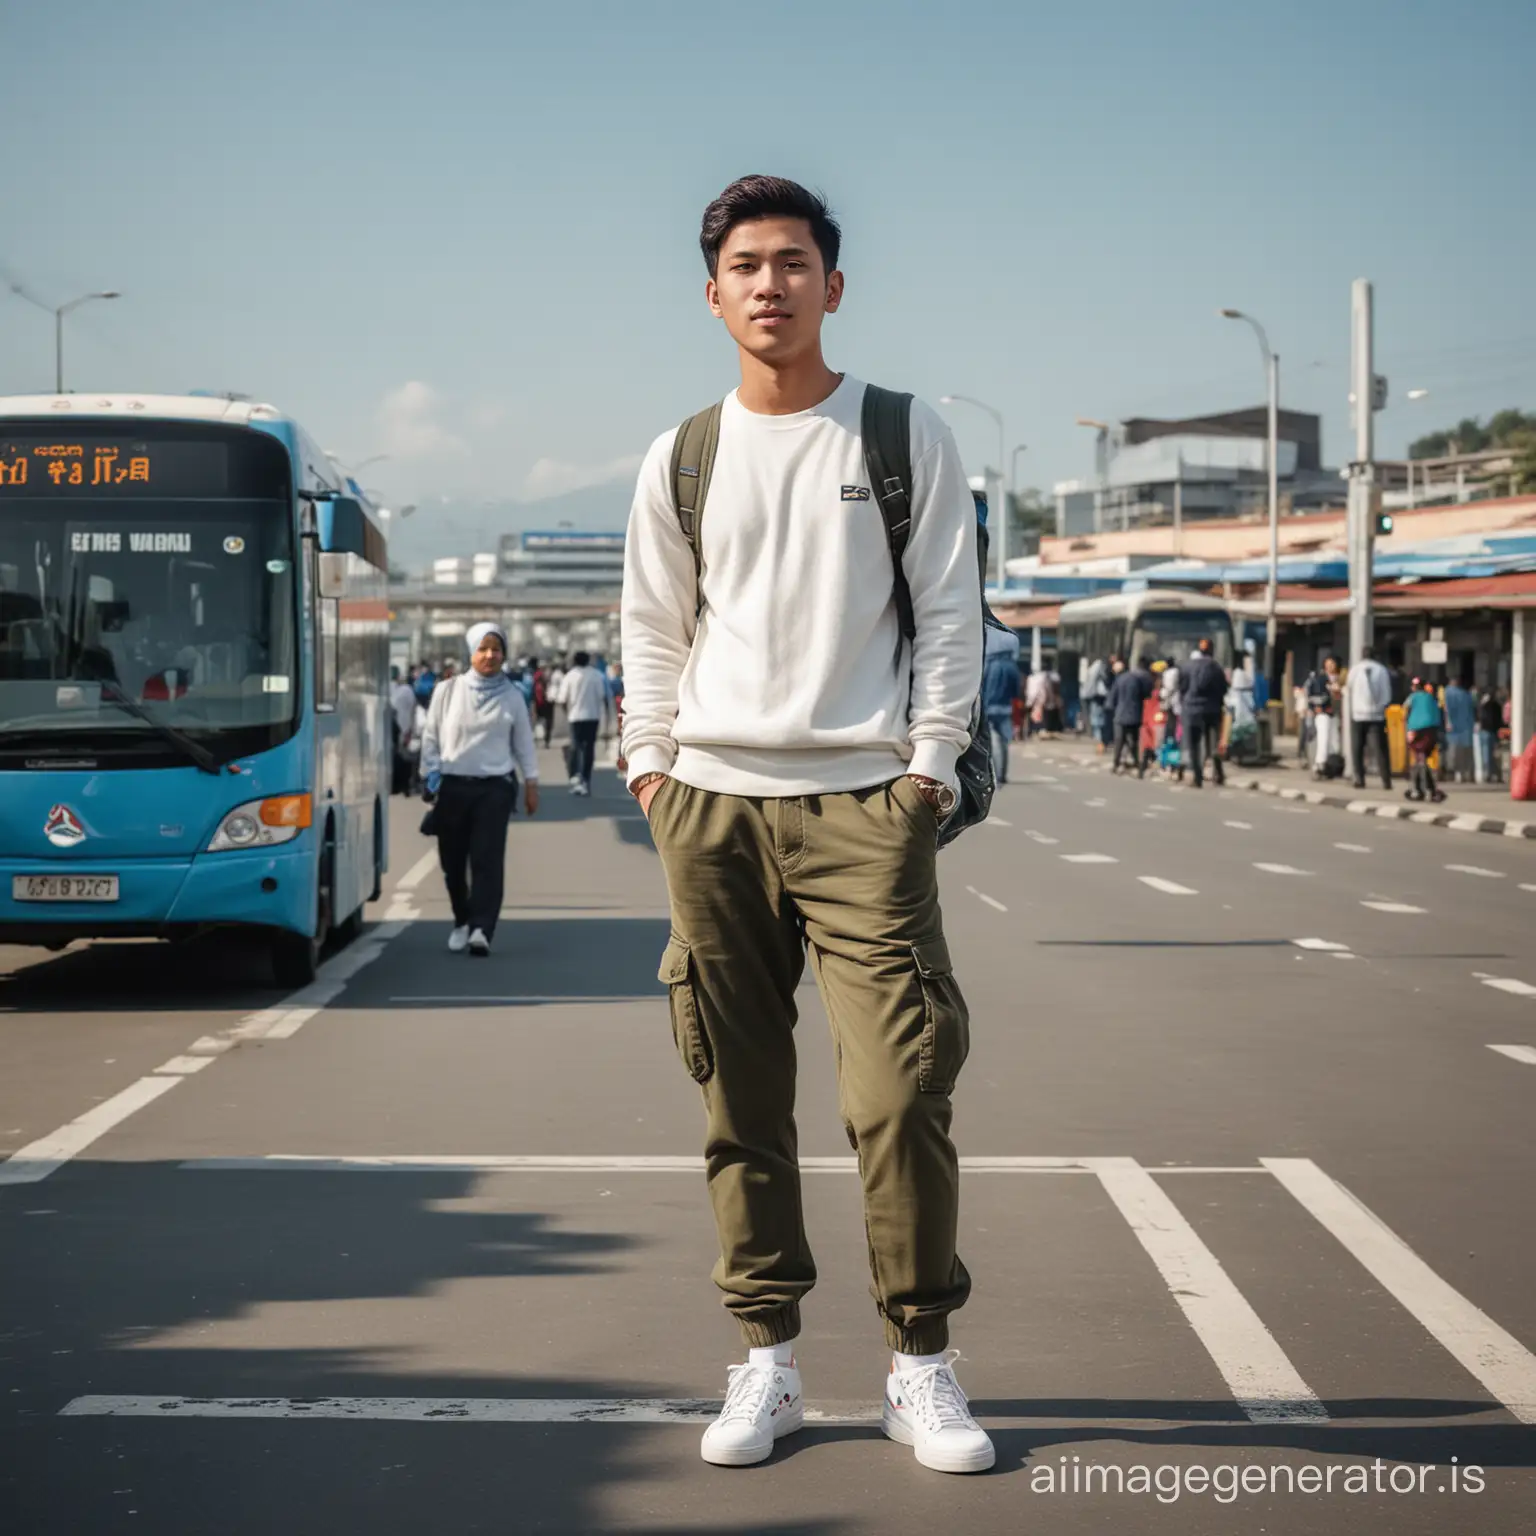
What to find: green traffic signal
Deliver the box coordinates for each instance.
[1374,511,1394,535]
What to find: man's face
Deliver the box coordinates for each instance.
[707,216,843,363]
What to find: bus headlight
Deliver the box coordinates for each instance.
[208,794,312,851]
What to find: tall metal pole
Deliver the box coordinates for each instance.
[1266,350,1280,657]
[55,310,64,394]
[1348,279,1375,666]
[940,394,1006,586]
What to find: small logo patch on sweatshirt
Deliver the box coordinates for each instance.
[841,484,870,501]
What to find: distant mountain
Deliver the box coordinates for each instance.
[384,479,634,572]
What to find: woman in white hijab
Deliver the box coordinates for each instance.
[421,622,539,955]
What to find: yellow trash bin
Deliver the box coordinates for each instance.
[1386,704,1407,775]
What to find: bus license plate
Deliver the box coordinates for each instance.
[12,875,120,902]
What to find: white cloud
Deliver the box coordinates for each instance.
[520,452,644,500]
[376,380,468,460]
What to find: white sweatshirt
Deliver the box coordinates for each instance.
[620,376,981,796]
[558,664,611,724]
[421,674,540,783]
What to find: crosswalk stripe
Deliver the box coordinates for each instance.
[1087,1158,1327,1424]
[1264,1158,1536,1425]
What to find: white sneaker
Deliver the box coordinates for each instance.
[882,1350,994,1473]
[573,782,590,797]
[447,925,469,953]
[468,928,490,957]
[700,1359,803,1467]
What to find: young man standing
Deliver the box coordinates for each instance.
[621,176,990,1474]
[556,649,611,796]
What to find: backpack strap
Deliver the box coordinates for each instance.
[862,385,916,641]
[669,402,724,598]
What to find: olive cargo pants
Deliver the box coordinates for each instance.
[648,775,972,1354]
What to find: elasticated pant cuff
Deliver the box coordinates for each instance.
[736,1304,802,1350]
[884,1316,950,1355]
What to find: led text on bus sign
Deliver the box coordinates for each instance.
[0,443,152,488]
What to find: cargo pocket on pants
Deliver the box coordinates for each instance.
[659,937,714,1084]
[913,936,970,1094]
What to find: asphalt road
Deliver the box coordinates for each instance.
[3,739,1534,1535]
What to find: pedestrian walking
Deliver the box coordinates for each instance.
[1478,686,1504,784]
[528,657,557,748]
[557,650,612,796]
[1159,656,1182,776]
[390,666,417,795]
[1347,644,1393,790]
[981,626,1021,784]
[420,622,540,956]
[1304,656,1342,778]
[1404,676,1446,803]
[1177,637,1227,788]
[1085,655,1110,753]
[1108,655,1152,775]
[1444,676,1476,783]
[620,175,991,1474]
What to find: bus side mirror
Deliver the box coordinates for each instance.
[318,496,369,557]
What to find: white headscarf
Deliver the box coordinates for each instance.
[465,621,508,659]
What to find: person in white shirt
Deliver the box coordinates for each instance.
[1347,644,1394,790]
[621,175,990,1475]
[556,650,612,796]
[420,622,539,955]
[390,668,417,794]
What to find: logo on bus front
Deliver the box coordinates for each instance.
[44,805,86,848]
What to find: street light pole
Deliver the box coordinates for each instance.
[26,291,122,393]
[940,394,1007,587]
[1219,308,1280,661]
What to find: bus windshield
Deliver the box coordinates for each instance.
[1133,610,1234,669]
[0,423,298,759]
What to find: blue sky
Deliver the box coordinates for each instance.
[3,0,1532,552]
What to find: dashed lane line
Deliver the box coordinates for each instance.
[1254,863,1311,876]
[1061,853,1119,864]
[1481,977,1536,998]
[1487,1044,1536,1065]
[1292,938,1351,953]
[1265,1157,1536,1425]
[1224,820,1253,830]
[1360,900,1427,914]
[0,917,413,1187]
[1024,830,1059,845]
[965,885,1009,913]
[1085,797,1107,808]
[1447,864,1505,878]
[1139,876,1198,895]
[1334,842,1372,853]
[395,849,439,890]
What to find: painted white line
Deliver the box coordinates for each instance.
[395,849,439,891]
[1139,876,1197,896]
[1149,804,1177,812]
[1481,978,1536,998]
[989,816,1013,827]
[1446,864,1505,878]
[1360,900,1426,914]
[1521,884,1536,893]
[1254,863,1311,876]
[1334,842,1372,853]
[153,1056,217,1076]
[1024,830,1059,845]
[0,1077,181,1186]
[1085,797,1107,808]
[1292,938,1351,952]
[1487,1044,1536,1065]
[1061,853,1118,864]
[1088,1157,1327,1424]
[1224,820,1253,830]
[1270,806,1311,815]
[58,1394,881,1426]
[1264,1157,1536,1425]
[177,1155,1271,1175]
[965,885,1009,913]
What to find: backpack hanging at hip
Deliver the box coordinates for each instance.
[668,384,1005,848]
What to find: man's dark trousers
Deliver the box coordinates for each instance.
[1184,713,1225,788]
[569,719,599,790]
[1112,723,1140,774]
[1352,719,1392,789]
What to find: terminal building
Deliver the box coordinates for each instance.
[498,530,626,594]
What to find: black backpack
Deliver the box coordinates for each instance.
[668,384,1006,848]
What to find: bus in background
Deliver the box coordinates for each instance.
[0,395,390,987]
[1056,590,1235,691]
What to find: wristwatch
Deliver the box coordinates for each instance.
[629,771,667,799]
[909,775,958,816]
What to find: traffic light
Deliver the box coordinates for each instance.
[1375,510,1394,536]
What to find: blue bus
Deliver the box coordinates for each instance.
[0,394,390,986]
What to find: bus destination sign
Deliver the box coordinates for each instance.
[0,438,231,496]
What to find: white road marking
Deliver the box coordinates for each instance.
[1139,876,1197,895]
[1254,863,1311,876]
[1334,842,1372,853]
[989,816,1013,827]
[1265,1157,1536,1425]
[1293,938,1350,952]
[1521,884,1536,893]
[58,1395,880,1426]
[1149,803,1176,811]
[1447,814,1490,833]
[1270,806,1311,815]
[178,1155,1269,1175]
[1481,978,1536,998]
[0,920,413,1186]
[1085,797,1107,808]
[395,849,439,890]
[1024,830,1059,844]
[965,885,1009,913]
[1224,820,1253,830]
[1446,864,1505,878]
[1061,853,1118,864]
[1360,900,1427,914]
[1487,1044,1536,1065]
[1088,1157,1327,1424]
[0,1077,180,1186]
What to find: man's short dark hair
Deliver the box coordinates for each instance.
[700,176,841,279]
[1361,645,1375,660]
[573,650,591,668]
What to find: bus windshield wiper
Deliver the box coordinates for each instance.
[97,682,222,775]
